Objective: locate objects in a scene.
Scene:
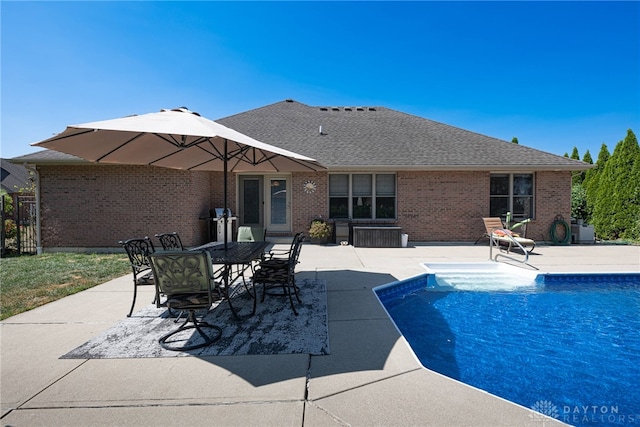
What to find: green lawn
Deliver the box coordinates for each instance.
[0,253,131,320]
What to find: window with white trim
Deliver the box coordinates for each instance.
[329,173,396,219]
[490,173,534,222]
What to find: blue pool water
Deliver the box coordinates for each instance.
[376,272,640,426]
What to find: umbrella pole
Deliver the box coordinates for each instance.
[223,139,229,250]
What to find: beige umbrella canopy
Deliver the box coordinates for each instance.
[33,107,322,172]
[33,107,325,247]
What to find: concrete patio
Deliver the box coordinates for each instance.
[1,243,638,426]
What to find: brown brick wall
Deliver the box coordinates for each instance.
[397,171,489,241]
[38,165,211,249]
[292,172,329,234]
[395,170,572,242]
[36,166,572,249]
[209,171,236,214]
[528,171,572,241]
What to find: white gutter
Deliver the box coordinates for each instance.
[326,164,594,172]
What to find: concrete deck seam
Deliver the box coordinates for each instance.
[8,399,306,410]
[302,354,312,426]
[352,250,367,268]
[310,367,423,402]
[6,359,91,412]
[304,400,350,427]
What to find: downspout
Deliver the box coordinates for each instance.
[23,163,42,254]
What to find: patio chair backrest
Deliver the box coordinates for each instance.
[289,233,304,270]
[119,237,155,276]
[483,218,506,234]
[155,232,185,250]
[237,226,266,242]
[289,232,304,253]
[149,250,215,297]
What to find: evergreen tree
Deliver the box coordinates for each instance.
[628,154,640,240]
[511,137,519,144]
[575,149,594,187]
[570,147,583,185]
[583,143,610,222]
[592,130,640,239]
[570,147,580,160]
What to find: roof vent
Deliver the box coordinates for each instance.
[345,107,352,111]
[368,107,376,111]
[331,107,340,111]
[356,107,365,111]
[320,107,328,111]
[285,99,294,103]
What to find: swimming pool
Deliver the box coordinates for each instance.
[374,263,640,427]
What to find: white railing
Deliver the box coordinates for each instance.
[489,230,536,269]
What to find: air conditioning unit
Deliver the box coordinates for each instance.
[571,224,595,244]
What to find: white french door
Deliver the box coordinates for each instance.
[265,175,291,232]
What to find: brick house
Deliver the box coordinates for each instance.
[11,99,589,251]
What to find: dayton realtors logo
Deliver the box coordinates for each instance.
[531,400,638,425]
[530,400,560,422]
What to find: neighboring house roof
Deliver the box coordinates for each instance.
[12,100,590,171]
[1,159,32,193]
[10,149,89,165]
[218,99,589,171]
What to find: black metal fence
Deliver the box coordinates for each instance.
[1,194,37,257]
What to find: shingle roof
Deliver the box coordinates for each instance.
[10,149,88,164]
[1,159,32,193]
[217,99,589,171]
[13,100,590,171]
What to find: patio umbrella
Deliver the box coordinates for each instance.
[33,107,324,247]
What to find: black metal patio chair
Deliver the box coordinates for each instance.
[118,237,156,317]
[155,232,185,250]
[236,226,267,290]
[148,250,223,351]
[252,233,304,315]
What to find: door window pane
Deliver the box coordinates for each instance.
[270,179,287,225]
[243,179,260,224]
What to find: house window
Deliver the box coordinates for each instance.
[352,174,372,218]
[490,173,534,222]
[329,173,396,219]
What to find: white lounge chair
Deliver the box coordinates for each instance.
[482,217,536,253]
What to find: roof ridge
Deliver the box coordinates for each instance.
[217,99,308,121]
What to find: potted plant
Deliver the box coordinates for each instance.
[308,218,332,244]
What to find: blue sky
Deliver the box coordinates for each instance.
[2,1,639,160]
